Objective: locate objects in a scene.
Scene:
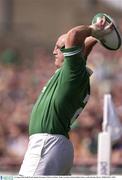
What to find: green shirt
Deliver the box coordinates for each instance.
[29,46,90,137]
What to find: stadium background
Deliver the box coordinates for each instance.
[0,0,122,175]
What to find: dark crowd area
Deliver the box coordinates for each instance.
[0,36,122,175]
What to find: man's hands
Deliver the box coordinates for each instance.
[56,16,113,49]
[90,16,113,40]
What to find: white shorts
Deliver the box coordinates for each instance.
[19,133,74,176]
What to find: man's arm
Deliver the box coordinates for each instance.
[65,25,92,48]
[65,17,112,49]
[83,36,98,59]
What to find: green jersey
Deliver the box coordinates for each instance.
[29,46,90,137]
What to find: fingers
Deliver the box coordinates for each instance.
[104,22,113,33]
[90,16,114,39]
[96,16,106,30]
[105,22,113,30]
[100,16,106,28]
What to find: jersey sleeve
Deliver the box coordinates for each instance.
[59,46,90,93]
[52,46,90,130]
[54,46,90,110]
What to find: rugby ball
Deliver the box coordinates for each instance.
[92,13,122,50]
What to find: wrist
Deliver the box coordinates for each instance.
[89,25,97,38]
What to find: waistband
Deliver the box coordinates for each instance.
[29,133,68,141]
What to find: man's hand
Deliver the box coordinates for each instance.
[90,16,113,40]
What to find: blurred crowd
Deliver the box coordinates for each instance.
[0,40,55,173]
[0,37,122,175]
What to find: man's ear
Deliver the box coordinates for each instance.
[60,45,65,50]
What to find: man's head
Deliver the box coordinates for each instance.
[53,34,66,68]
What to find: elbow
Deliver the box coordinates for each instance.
[65,29,78,48]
